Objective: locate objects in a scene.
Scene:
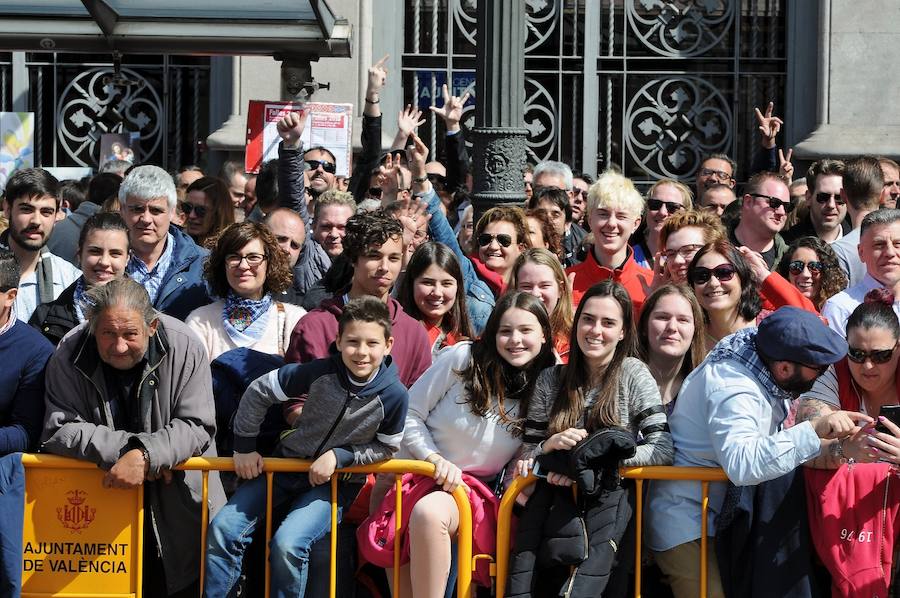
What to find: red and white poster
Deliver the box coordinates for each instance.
[245,100,353,176]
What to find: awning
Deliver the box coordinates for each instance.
[0,0,351,57]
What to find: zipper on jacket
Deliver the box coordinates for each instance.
[312,386,354,458]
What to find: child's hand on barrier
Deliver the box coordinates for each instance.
[234,451,265,480]
[309,450,338,486]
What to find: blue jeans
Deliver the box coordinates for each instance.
[204,472,360,598]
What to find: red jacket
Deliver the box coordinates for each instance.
[566,247,652,315]
[759,272,818,314]
[804,359,900,598]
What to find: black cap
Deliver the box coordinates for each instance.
[756,306,847,366]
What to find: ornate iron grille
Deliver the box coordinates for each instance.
[401,0,786,185]
[4,53,210,172]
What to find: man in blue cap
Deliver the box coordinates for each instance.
[644,306,872,598]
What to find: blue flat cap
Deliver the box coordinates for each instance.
[756,306,848,366]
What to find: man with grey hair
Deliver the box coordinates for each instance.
[822,209,900,337]
[42,278,225,597]
[532,159,586,266]
[119,165,211,320]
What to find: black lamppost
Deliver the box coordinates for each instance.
[470,0,528,221]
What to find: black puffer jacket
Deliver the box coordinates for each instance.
[506,427,637,598]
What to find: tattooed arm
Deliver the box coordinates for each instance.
[797,398,847,469]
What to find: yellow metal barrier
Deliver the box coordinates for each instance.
[22,455,476,598]
[494,466,729,598]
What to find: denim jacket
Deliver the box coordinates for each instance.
[421,188,494,335]
[645,328,821,552]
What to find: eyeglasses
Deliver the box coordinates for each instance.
[788,260,825,275]
[225,253,267,268]
[793,361,830,376]
[367,187,383,198]
[749,193,796,213]
[647,198,685,213]
[664,244,704,261]
[847,346,896,365]
[477,233,513,248]
[699,167,732,181]
[275,235,302,251]
[814,192,846,206]
[179,202,207,218]
[304,159,337,175]
[690,263,736,285]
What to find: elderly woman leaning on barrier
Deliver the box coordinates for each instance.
[40,278,225,598]
[796,290,900,597]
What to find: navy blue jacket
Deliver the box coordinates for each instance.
[0,453,24,597]
[0,320,53,453]
[153,225,212,320]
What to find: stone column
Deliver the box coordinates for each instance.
[470,0,529,220]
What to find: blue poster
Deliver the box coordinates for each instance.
[416,71,476,109]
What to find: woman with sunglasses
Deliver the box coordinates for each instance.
[796,290,900,597]
[776,236,848,312]
[688,239,816,353]
[186,221,305,361]
[636,284,706,415]
[363,292,556,598]
[509,248,575,362]
[29,212,130,345]
[397,242,474,358]
[182,176,235,248]
[654,209,725,287]
[631,179,694,269]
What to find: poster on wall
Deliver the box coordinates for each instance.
[99,132,140,168]
[0,112,34,189]
[244,100,353,177]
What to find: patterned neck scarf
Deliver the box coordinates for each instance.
[222,291,273,345]
[72,276,89,323]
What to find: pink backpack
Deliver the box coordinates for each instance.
[357,473,499,587]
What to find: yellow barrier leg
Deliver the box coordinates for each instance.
[265,472,274,598]
[700,481,709,598]
[330,477,338,598]
[634,479,643,598]
[451,485,473,598]
[393,474,403,598]
[199,471,209,597]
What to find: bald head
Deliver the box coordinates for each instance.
[264,208,306,267]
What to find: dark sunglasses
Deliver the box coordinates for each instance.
[304,159,337,174]
[749,193,796,213]
[788,260,825,275]
[847,347,896,364]
[179,201,207,218]
[814,192,846,206]
[478,233,513,248]
[367,187,383,198]
[647,198,684,213]
[690,263,736,285]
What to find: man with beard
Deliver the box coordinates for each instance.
[1,168,80,321]
[728,171,792,270]
[646,306,867,598]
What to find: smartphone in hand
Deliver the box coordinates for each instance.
[875,405,900,434]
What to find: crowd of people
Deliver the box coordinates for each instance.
[2,55,900,598]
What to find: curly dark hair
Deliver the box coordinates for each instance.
[204,221,293,298]
[688,239,762,323]
[341,209,403,263]
[525,208,563,261]
[776,236,848,310]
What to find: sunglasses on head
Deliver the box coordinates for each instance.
[647,198,684,213]
[815,192,846,206]
[788,260,825,275]
[749,193,796,213]
[179,201,207,218]
[847,346,896,364]
[478,233,513,248]
[690,263,736,285]
[304,159,337,174]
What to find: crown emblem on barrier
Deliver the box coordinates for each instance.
[57,490,96,533]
